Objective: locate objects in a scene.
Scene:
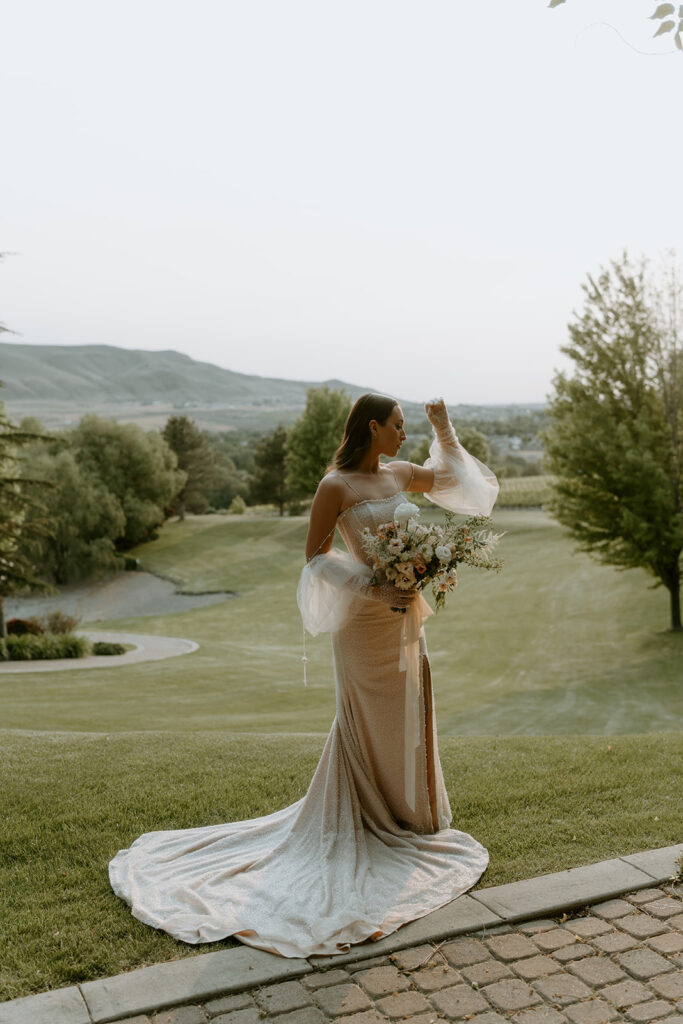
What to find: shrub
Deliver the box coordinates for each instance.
[123,556,139,571]
[6,633,89,660]
[6,617,44,635]
[41,610,81,634]
[91,641,126,656]
[229,495,247,515]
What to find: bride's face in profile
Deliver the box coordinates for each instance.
[372,405,406,458]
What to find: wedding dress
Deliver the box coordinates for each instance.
[108,420,499,958]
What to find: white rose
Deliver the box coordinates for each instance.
[420,543,434,561]
[393,501,420,530]
[435,544,452,563]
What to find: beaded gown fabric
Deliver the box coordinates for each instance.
[109,428,498,958]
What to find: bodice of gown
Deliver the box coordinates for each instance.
[335,492,406,564]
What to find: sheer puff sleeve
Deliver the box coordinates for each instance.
[424,418,499,517]
[297,549,372,637]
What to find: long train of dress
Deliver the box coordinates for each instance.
[109,431,497,958]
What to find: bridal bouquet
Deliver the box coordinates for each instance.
[361,501,503,611]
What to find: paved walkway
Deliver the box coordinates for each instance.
[0,631,198,673]
[201,884,683,1024]
[2,844,681,1024]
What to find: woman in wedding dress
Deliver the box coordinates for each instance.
[109,395,499,958]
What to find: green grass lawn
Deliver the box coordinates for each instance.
[1,509,681,1001]
[1,511,680,736]
[1,728,680,1001]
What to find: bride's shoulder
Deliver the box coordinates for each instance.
[317,471,345,498]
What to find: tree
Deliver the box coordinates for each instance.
[544,253,682,631]
[0,402,54,641]
[72,415,185,546]
[19,445,126,584]
[249,426,290,515]
[549,0,683,51]
[162,416,230,519]
[286,387,352,497]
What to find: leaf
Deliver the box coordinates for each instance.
[650,2,675,17]
[548,0,566,7]
[676,30,683,47]
[653,18,676,33]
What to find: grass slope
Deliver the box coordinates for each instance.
[1,511,680,736]
[1,729,680,1001]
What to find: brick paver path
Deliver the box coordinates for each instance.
[120,884,683,1024]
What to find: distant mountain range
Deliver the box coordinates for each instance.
[0,342,365,405]
[0,342,544,432]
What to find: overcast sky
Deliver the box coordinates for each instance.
[1,1,681,405]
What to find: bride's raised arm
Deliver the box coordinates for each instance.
[394,399,499,517]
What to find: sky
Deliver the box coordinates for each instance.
[1,1,682,405]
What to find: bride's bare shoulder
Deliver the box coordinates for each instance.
[316,471,345,500]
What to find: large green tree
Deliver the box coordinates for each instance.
[162,416,230,519]
[72,415,185,546]
[544,253,682,631]
[249,425,290,515]
[286,387,352,497]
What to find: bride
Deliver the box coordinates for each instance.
[109,395,499,958]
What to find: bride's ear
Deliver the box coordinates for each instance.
[368,418,378,438]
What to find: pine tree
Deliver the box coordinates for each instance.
[249,426,290,515]
[0,403,54,643]
[162,416,230,520]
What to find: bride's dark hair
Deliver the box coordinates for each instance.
[329,393,399,472]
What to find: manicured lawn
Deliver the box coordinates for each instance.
[1,728,680,1001]
[1,511,680,736]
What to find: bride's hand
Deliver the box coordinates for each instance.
[425,398,450,431]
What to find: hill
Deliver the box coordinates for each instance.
[0,341,545,431]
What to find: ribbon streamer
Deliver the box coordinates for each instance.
[398,593,432,812]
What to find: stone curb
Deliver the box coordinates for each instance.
[1,842,680,1024]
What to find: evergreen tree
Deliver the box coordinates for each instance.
[0,403,53,641]
[163,416,230,519]
[544,253,682,631]
[249,426,290,515]
[286,387,352,497]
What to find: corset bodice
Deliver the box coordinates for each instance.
[336,492,406,564]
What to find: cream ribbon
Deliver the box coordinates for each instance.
[398,593,433,812]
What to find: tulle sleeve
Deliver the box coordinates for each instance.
[297,549,372,636]
[424,420,499,516]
